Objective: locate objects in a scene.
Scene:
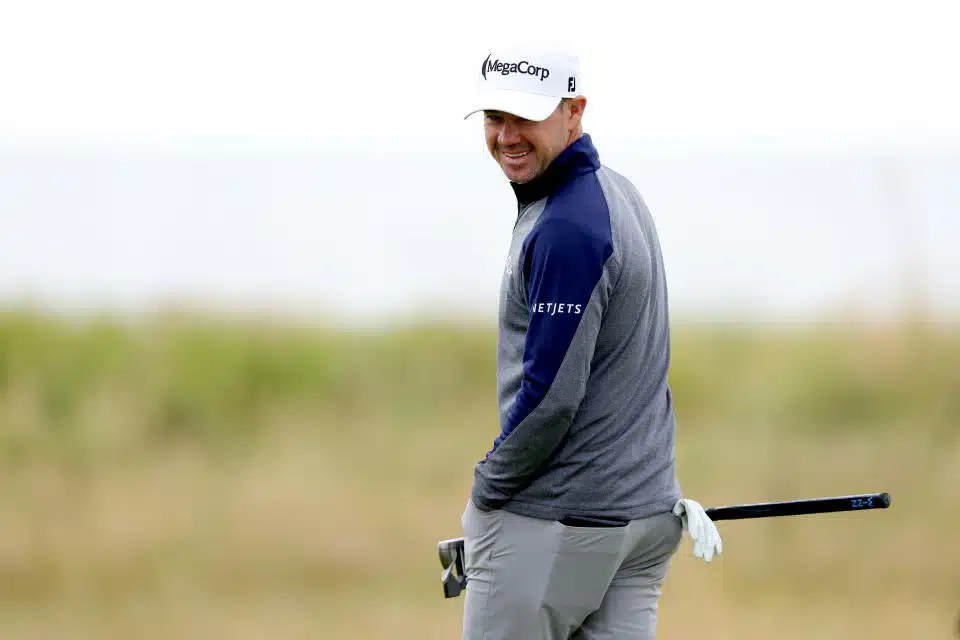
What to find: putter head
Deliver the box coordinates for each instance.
[438,537,467,598]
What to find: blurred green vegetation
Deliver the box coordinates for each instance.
[0,312,496,459]
[0,310,957,639]
[1,311,957,457]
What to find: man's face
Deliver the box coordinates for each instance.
[483,98,585,184]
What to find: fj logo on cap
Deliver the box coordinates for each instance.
[481,54,551,81]
[568,77,576,92]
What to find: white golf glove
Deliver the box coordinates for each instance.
[673,498,723,563]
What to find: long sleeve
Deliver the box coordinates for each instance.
[472,216,614,511]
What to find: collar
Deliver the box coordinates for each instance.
[510,134,601,206]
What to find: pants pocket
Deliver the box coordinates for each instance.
[463,502,503,575]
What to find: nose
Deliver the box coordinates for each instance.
[497,119,522,146]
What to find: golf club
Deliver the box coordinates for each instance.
[438,492,891,598]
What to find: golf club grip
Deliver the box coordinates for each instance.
[704,492,891,521]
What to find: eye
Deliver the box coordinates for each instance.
[484,112,504,123]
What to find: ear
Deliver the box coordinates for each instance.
[566,96,587,126]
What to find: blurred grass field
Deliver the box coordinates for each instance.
[0,310,958,639]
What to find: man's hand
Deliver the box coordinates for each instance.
[673,498,723,562]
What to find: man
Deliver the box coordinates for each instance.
[460,46,723,639]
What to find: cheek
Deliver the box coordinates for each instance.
[484,128,499,152]
[525,127,553,153]
[534,126,563,159]
[532,135,554,160]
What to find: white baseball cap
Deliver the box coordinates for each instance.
[464,47,582,122]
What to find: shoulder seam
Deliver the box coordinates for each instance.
[595,169,625,292]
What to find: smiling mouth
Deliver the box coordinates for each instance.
[502,149,531,162]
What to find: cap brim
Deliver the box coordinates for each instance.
[464,88,561,122]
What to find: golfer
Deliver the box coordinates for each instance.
[460,45,722,640]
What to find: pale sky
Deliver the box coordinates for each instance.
[2,0,958,323]
[1,0,958,146]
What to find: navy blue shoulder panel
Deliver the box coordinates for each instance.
[491,170,613,450]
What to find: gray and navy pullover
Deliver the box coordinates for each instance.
[471,134,682,522]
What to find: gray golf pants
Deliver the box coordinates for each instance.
[461,501,682,640]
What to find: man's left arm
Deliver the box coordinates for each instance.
[472,217,615,511]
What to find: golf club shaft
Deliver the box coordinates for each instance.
[703,492,891,521]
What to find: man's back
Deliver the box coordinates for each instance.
[471,135,682,522]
